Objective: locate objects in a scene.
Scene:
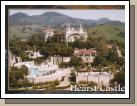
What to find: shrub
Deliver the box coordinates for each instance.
[78,80,97,86]
[60,76,65,82]
[69,71,76,84]
[34,57,44,65]
[56,85,71,89]
[59,62,69,68]
[109,71,125,86]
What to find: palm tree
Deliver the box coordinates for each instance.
[97,64,103,75]
[111,64,116,75]
[108,63,116,80]
[74,66,79,76]
[87,64,91,75]
[69,70,76,84]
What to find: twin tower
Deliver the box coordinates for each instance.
[65,24,88,43]
[43,24,88,43]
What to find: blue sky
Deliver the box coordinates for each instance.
[9,9,125,22]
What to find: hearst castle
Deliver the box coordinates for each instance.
[42,24,88,42]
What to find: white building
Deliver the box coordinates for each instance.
[107,44,122,57]
[65,24,88,43]
[41,24,87,43]
[74,48,96,63]
[42,27,54,42]
[50,56,70,65]
[25,50,43,59]
[9,50,22,67]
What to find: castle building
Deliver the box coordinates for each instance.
[42,27,54,42]
[65,24,88,43]
[42,24,88,43]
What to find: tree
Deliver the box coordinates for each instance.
[9,66,30,88]
[109,71,125,86]
[87,65,91,75]
[107,49,118,63]
[20,65,29,76]
[40,47,49,58]
[59,62,69,68]
[116,57,124,71]
[74,66,80,76]
[69,70,76,84]
[68,39,86,49]
[28,33,42,46]
[34,57,45,65]
[96,37,109,56]
[9,38,28,57]
[97,64,103,74]
[93,55,107,68]
[58,46,73,57]
[69,56,83,67]
[47,33,64,43]
[107,63,116,81]
[110,63,116,75]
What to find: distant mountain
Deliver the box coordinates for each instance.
[11,12,29,18]
[41,11,66,17]
[96,18,110,25]
[9,12,124,27]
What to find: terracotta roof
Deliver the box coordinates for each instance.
[74,48,96,55]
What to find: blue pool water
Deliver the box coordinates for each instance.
[29,67,56,77]
[29,67,38,77]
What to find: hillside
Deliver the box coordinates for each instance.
[87,24,125,43]
[9,25,42,39]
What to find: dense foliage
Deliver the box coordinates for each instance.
[9,65,31,88]
[69,71,76,84]
[109,71,125,86]
[9,30,125,88]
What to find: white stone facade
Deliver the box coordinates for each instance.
[25,50,43,59]
[50,56,70,65]
[9,50,22,67]
[65,24,88,43]
[42,24,87,43]
[42,27,54,42]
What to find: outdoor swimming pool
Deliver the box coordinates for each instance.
[28,63,58,77]
[29,67,57,77]
[29,67,39,77]
[14,61,58,77]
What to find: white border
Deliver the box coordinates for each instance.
[1,1,129,99]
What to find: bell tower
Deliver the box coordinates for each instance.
[79,24,83,34]
[65,24,71,42]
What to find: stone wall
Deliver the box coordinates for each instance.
[50,56,70,65]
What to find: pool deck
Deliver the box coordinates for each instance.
[14,61,112,85]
